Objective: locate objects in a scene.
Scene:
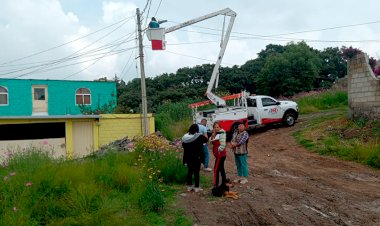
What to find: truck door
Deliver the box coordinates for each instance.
[247,97,260,124]
[260,97,283,124]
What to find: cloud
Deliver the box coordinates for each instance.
[102,1,136,24]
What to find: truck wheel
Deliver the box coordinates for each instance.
[283,113,295,127]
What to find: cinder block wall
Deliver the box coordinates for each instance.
[348,53,380,120]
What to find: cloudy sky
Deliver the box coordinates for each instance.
[0,0,379,82]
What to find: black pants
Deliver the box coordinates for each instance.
[186,161,201,187]
[213,156,226,186]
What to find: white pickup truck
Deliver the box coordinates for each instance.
[191,94,299,136]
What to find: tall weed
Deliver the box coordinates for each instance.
[0,147,190,225]
[155,101,193,140]
[295,90,348,114]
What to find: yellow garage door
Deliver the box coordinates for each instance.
[72,121,93,158]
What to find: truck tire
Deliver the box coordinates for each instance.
[283,113,295,127]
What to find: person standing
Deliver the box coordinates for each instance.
[210,122,227,187]
[230,122,249,184]
[198,119,212,172]
[182,124,208,192]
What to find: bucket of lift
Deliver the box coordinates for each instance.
[146,28,166,50]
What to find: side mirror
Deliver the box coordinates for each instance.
[276,102,281,105]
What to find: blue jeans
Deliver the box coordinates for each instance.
[234,153,248,177]
[203,144,210,168]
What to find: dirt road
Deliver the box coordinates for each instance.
[178,116,380,226]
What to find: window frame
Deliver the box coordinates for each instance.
[0,86,9,106]
[75,88,92,105]
[261,97,277,107]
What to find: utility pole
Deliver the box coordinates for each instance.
[136,8,149,136]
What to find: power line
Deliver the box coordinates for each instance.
[143,0,153,29]
[61,46,135,80]
[172,27,380,43]
[167,19,380,42]
[120,49,136,80]
[141,0,151,14]
[268,20,380,37]
[0,15,134,66]
[159,49,234,66]
[0,35,136,76]
[13,47,137,78]
[154,0,163,17]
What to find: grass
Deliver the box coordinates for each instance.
[294,110,380,168]
[155,101,193,140]
[294,90,348,114]
[0,142,193,225]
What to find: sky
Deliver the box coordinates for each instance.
[0,0,380,82]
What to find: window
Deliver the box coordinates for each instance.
[261,97,277,107]
[76,88,91,105]
[247,98,257,107]
[0,86,8,105]
[34,88,45,100]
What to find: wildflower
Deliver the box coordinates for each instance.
[149,175,153,179]
[157,170,161,173]
[1,161,8,168]
[161,189,165,192]
[9,172,16,176]
[13,207,17,212]
[42,139,49,145]
[3,176,9,181]
[25,182,33,187]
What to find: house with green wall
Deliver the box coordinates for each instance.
[0,78,116,116]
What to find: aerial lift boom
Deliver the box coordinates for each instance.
[149,8,237,107]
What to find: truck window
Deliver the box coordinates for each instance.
[247,98,257,107]
[261,98,277,107]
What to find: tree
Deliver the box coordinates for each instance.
[317,47,347,88]
[257,42,321,97]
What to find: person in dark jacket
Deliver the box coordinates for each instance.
[182,124,208,192]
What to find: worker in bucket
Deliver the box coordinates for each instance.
[149,17,160,28]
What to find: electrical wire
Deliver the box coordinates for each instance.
[155,49,234,66]
[154,0,163,17]
[168,21,380,42]
[120,49,136,80]
[143,0,153,29]
[0,35,136,75]
[0,15,134,66]
[172,28,380,43]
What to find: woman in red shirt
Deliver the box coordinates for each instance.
[210,122,227,187]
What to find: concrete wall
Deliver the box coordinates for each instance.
[0,79,116,116]
[348,53,380,120]
[99,114,155,146]
[0,114,155,163]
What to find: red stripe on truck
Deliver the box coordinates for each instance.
[261,118,283,124]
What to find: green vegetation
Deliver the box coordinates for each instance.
[0,143,193,225]
[294,104,380,168]
[115,43,351,113]
[155,101,193,140]
[294,90,348,114]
